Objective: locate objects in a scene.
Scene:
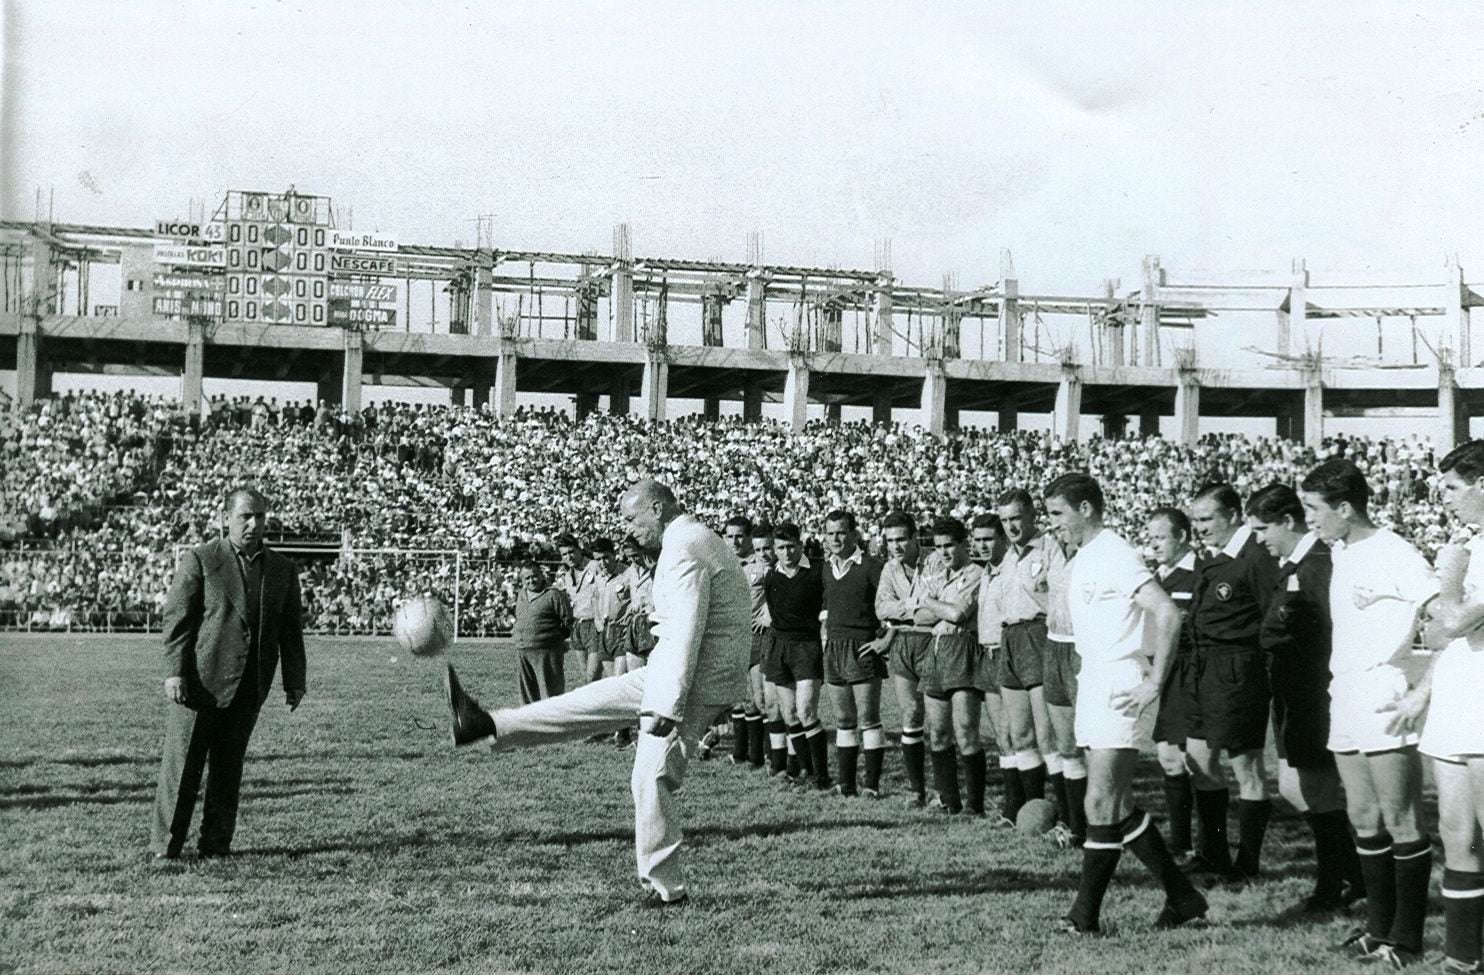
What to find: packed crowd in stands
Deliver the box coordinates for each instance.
[0,390,1452,634]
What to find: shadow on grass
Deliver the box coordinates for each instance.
[494,816,904,848]
[0,779,357,811]
[815,865,1069,899]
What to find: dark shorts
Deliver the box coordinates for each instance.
[1270,659,1335,769]
[750,627,772,670]
[1042,638,1080,709]
[824,635,887,686]
[596,621,627,662]
[886,630,934,685]
[627,613,658,658]
[763,634,824,685]
[976,645,1000,694]
[1154,653,1195,745]
[570,618,599,657]
[1186,648,1271,753]
[922,632,988,700]
[998,619,1047,691]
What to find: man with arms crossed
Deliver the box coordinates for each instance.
[820,510,888,798]
[445,479,749,906]
[1300,458,1435,965]
[875,513,941,807]
[1045,473,1207,934]
[1396,440,1484,975]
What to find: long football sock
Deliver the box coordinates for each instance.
[1389,837,1432,954]
[1193,787,1232,871]
[930,747,961,813]
[731,708,749,762]
[747,712,766,767]
[1067,824,1123,931]
[1121,807,1206,919]
[790,723,815,778]
[1307,809,1353,900]
[804,722,830,787]
[902,727,926,802]
[1355,831,1396,942]
[1000,754,1025,821]
[1019,749,1046,801]
[1233,798,1272,877]
[1442,868,1484,967]
[1063,755,1088,843]
[1163,772,1194,853]
[785,730,801,779]
[963,750,987,816]
[836,725,860,796]
[767,720,788,775]
[861,724,886,792]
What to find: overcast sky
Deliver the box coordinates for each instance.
[8,1,1484,295]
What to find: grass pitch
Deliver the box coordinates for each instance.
[0,635,1441,974]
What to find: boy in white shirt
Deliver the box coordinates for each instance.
[1299,458,1436,966]
[1043,473,1207,934]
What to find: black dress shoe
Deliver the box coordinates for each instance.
[446,665,496,746]
[639,889,688,909]
[1154,894,1209,930]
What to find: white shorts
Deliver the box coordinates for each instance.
[1328,664,1417,754]
[1419,642,1484,761]
[1075,657,1156,751]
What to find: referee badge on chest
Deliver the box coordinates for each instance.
[1277,603,1293,623]
[1215,582,1233,601]
[1080,581,1097,604]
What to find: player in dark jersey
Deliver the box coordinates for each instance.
[1246,484,1364,915]
[820,510,888,798]
[763,523,831,791]
[1147,506,1197,863]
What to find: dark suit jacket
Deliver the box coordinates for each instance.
[162,538,307,710]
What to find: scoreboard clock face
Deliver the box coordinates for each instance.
[223,191,331,325]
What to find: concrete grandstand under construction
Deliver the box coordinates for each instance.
[3,189,1482,450]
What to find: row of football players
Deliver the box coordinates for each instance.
[709,449,1484,970]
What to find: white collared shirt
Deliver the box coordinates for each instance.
[1217,525,1253,560]
[1157,550,1197,580]
[1281,532,1319,568]
[828,547,863,581]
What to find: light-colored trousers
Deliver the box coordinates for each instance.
[487,669,725,901]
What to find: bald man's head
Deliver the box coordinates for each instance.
[619,479,682,550]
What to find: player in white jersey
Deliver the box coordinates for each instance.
[1043,473,1207,934]
[1300,458,1436,966]
[1386,441,1484,974]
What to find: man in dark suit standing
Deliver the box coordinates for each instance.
[150,486,306,860]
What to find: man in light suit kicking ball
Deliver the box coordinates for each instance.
[444,479,750,907]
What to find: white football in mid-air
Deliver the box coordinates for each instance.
[393,596,453,658]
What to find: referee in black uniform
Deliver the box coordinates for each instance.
[1184,482,1279,883]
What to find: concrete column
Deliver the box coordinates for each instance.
[16,318,51,406]
[826,402,842,424]
[494,349,518,417]
[341,329,364,413]
[783,358,810,432]
[575,277,599,341]
[181,318,206,416]
[1447,257,1469,367]
[609,374,630,416]
[1439,366,1469,455]
[702,397,721,421]
[1053,369,1082,443]
[1281,257,1309,357]
[1140,254,1161,367]
[1104,279,1126,368]
[920,366,948,436]
[743,380,764,424]
[1101,415,1126,440]
[1303,374,1324,449]
[996,405,1018,432]
[701,294,725,347]
[641,356,668,423]
[1139,408,1160,437]
[872,388,893,427]
[575,393,598,420]
[872,277,894,355]
[611,265,634,343]
[1000,251,1021,363]
[820,305,843,353]
[473,265,493,337]
[746,274,768,350]
[1175,377,1200,447]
